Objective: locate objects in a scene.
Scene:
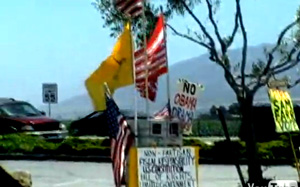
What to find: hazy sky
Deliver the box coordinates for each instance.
[0,0,299,107]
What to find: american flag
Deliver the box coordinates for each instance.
[134,14,167,101]
[105,93,134,187]
[153,103,171,119]
[135,77,158,101]
[114,0,143,18]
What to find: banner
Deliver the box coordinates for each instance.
[137,147,199,187]
[268,89,299,133]
[171,79,203,134]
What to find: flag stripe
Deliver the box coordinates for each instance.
[135,56,167,77]
[136,65,168,83]
[153,103,170,119]
[112,117,127,186]
[146,15,164,55]
[115,0,143,17]
[124,1,143,15]
[135,45,166,69]
[134,45,167,82]
[136,57,167,79]
[133,14,167,102]
[106,94,134,187]
[134,36,165,64]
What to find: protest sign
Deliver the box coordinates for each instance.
[268,89,299,132]
[171,79,203,134]
[137,147,198,187]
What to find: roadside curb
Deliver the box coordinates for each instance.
[0,154,111,163]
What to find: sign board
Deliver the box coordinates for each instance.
[171,79,203,134]
[137,147,198,187]
[268,77,289,88]
[268,89,299,132]
[42,83,58,103]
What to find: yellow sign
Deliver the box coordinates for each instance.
[268,89,299,132]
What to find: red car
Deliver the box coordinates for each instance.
[0,98,68,139]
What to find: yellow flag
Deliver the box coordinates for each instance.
[108,23,134,89]
[85,22,134,111]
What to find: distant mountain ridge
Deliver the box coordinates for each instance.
[43,43,300,120]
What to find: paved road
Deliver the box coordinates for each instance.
[0,160,298,187]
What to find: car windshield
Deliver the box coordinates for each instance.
[1,103,41,117]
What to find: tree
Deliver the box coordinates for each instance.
[209,105,217,117]
[219,105,227,117]
[94,0,300,184]
[228,103,240,115]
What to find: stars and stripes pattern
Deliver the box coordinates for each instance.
[134,78,158,101]
[134,14,168,101]
[153,103,171,119]
[114,0,143,18]
[105,93,134,187]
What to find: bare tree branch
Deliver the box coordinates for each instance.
[166,24,212,50]
[288,78,300,89]
[271,44,299,71]
[262,19,299,74]
[264,19,299,68]
[180,0,217,50]
[179,0,244,95]
[252,18,300,93]
[273,61,298,75]
[271,51,300,75]
[205,0,226,53]
[226,1,239,48]
[218,55,243,95]
[235,74,257,79]
[274,19,299,50]
[236,0,248,96]
[247,80,259,87]
[251,74,272,94]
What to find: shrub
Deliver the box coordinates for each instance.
[0,134,298,164]
[192,119,240,136]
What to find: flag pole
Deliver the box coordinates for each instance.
[160,6,171,116]
[104,82,111,96]
[141,0,150,122]
[129,21,139,146]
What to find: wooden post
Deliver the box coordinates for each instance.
[217,108,246,187]
[289,133,300,181]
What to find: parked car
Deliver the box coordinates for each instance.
[69,110,146,137]
[0,98,68,140]
[69,111,109,136]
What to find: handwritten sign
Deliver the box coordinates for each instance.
[137,147,198,187]
[171,79,203,134]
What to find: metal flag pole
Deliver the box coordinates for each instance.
[47,92,51,117]
[103,82,111,97]
[160,6,171,116]
[141,0,150,122]
[129,21,139,146]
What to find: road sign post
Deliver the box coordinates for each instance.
[42,83,58,117]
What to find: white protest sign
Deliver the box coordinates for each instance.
[171,79,203,124]
[137,147,198,187]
